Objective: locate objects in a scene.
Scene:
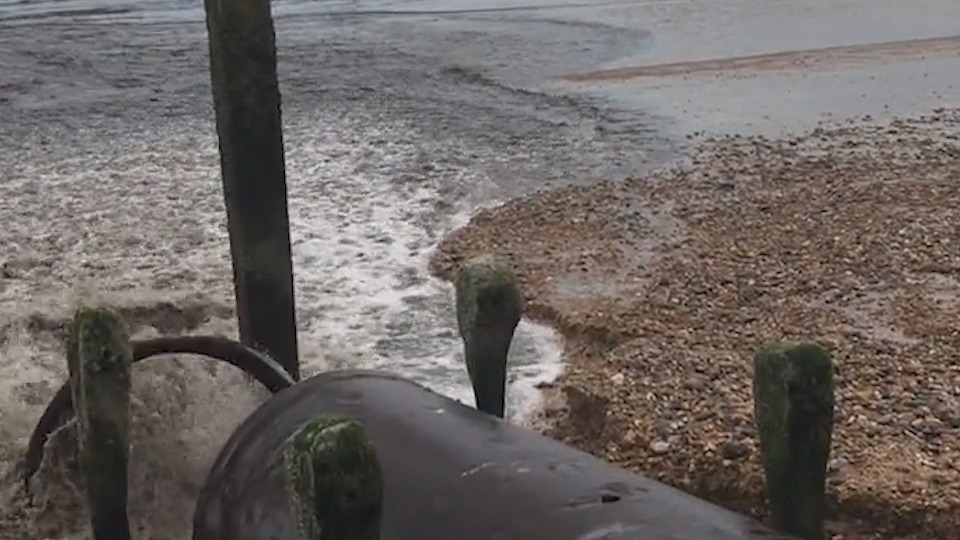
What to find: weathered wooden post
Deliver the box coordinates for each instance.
[203,0,299,378]
[454,254,524,418]
[283,417,384,540]
[753,342,835,540]
[67,307,134,540]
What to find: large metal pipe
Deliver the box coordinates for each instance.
[194,370,796,540]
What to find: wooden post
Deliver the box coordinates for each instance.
[753,341,835,540]
[67,307,134,540]
[203,0,300,378]
[455,254,524,418]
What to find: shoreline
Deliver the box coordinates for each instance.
[429,107,960,540]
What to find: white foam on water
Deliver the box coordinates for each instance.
[284,114,563,419]
[0,105,564,537]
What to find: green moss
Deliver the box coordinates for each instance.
[753,341,834,540]
[283,417,383,540]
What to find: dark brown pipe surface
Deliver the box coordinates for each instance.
[195,370,797,540]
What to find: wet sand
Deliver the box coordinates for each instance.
[562,34,960,82]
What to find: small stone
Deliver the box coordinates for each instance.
[720,441,750,460]
[827,458,849,475]
[649,440,671,454]
[693,410,716,421]
[654,421,673,438]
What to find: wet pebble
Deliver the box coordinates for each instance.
[719,441,750,460]
[649,440,671,454]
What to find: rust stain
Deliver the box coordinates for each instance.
[561,34,960,83]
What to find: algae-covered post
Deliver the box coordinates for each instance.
[203,0,299,378]
[753,341,835,540]
[455,254,524,418]
[283,417,384,540]
[67,307,134,540]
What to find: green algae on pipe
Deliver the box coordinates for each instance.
[454,254,524,418]
[753,342,835,540]
[67,307,134,540]
[283,417,383,540]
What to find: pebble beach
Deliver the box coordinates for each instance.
[432,108,960,540]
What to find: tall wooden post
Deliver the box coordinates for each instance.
[203,0,299,378]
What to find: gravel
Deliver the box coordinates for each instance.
[431,107,960,540]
